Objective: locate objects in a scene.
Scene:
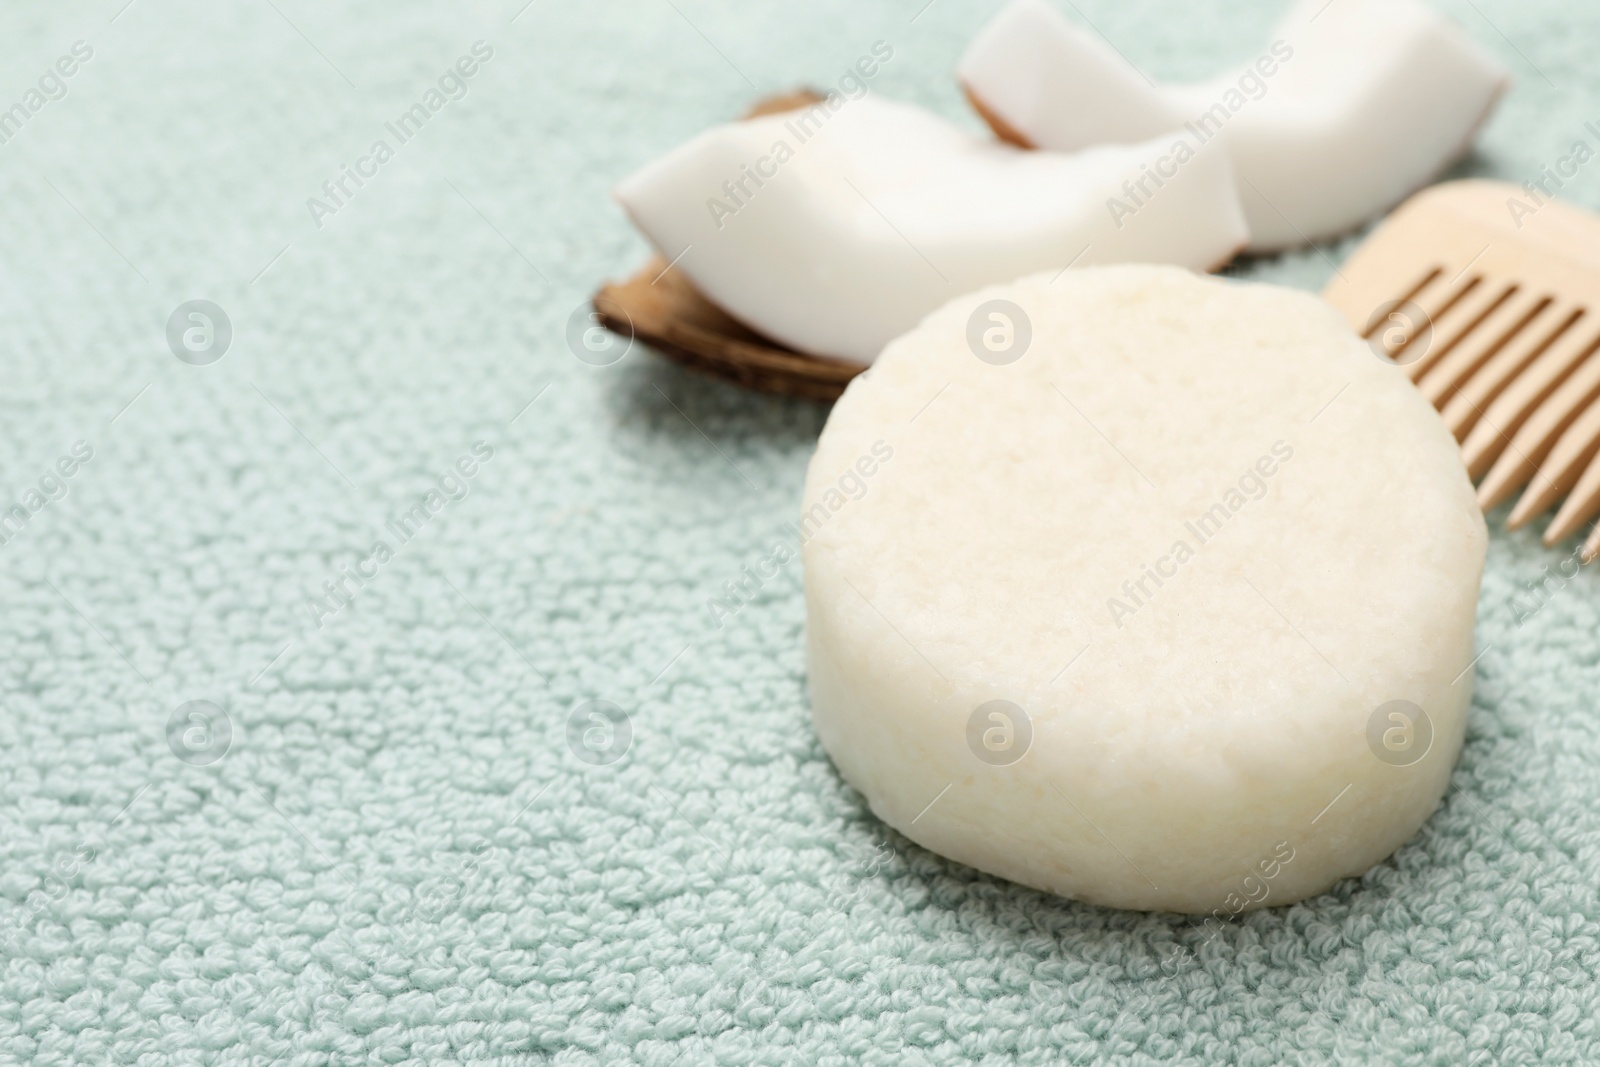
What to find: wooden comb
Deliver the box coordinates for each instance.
[1323,180,1600,560]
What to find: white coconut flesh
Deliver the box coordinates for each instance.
[614,96,1247,364]
[802,265,1486,914]
[957,0,1509,251]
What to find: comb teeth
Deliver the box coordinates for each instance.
[1398,264,1600,555]
[1323,181,1600,561]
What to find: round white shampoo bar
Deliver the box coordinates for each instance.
[802,265,1486,914]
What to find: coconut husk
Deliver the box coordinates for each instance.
[962,85,1035,149]
[592,89,869,401]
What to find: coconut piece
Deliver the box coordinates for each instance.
[958,0,1510,251]
[803,265,1486,913]
[614,95,1246,364]
[594,91,865,401]
[593,255,865,400]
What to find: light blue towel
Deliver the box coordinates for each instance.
[1,0,1598,1063]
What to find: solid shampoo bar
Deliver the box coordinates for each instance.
[802,265,1487,913]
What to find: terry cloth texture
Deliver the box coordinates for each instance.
[1,1,1598,1064]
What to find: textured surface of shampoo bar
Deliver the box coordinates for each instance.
[803,265,1487,913]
